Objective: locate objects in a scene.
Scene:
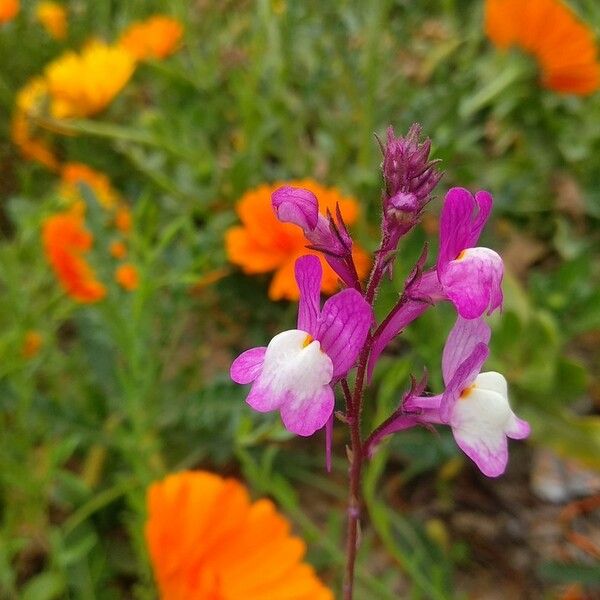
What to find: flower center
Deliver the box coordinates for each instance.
[460,383,476,399]
[456,249,468,261]
[302,334,314,348]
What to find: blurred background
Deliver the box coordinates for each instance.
[0,0,599,598]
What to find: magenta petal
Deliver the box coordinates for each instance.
[440,247,503,319]
[438,187,478,269]
[442,316,491,385]
[295,255,321,335]
[453,431,508,477]
[439,342,489,422]
[230,347,267,384]
[315,288,372,378]
[466,191,493,248]
[279,385,335,436]
[272,186,319,231]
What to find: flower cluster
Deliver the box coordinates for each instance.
[36,1,67,40]
[485,0,600,95]
[226,179,370,300]
[231,124,530,478]
[145,471,333,599]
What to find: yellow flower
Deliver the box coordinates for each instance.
[36,2,67,40]
[60,163,122,210]
[45,41,135,118]
[0,0,19,24]
[119,15,183,61]
[11,77,60,170]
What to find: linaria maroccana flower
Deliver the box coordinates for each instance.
[146,471,333,600]
[368,187,504,378]
[369,316,530,477]
[231,255,371,436]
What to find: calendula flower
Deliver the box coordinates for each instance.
[232,255,371,436]
[0,0,19,23]
[45,41,135,118]
[11,77,60,170]
[485,0,600,95]
[119,15,183,60]
[109,240,127,259]
[368,316,530,477]
[36,1,67,40]
[60,163,121,210]
[115,264,138,291]
[146,470,333,600]
[226,179,369,301]
[42,211,106,302]
[22,330,43,359]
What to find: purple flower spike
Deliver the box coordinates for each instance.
[437,188,504,318]
[272,186,361,290]
[230,255,372,436]
[380,124,443,256]
[372,316,530,477]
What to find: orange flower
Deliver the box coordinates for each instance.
[119,15,183,60]
[145,471,333,600]
[485,0,600,95]
[0,0,19,23]
[22,330,43,359]
[11,77,60,171]
[60,163,121,210]
[225,179,370,301]
[42,211,106,302]
[36,1,67,40]
[115,264,138,291]
[109,240,127,259]
[114,206,132,233]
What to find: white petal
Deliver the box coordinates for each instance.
[475,371,508,398]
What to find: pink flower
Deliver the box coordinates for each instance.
[231,255,372,436]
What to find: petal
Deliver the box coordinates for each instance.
[272,186,319,231]
[295,255,322,335]
[450,387,512,477]
[246,330,334,436]
[438,188,478,269]
[440,342,489,422]
[442,316,491,385]
[466,191,493,248]
[315,289,372,378]
[440,247,503,319]
[505,414,531,440]
[280,385,335,437]
[231,347,267,384]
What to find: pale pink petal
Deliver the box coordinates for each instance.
[440,247,503,319]
[315,288,372,378]
[272,186,319,231]
[442,316,491,385]
[453,428,508,477]
[505,415,531,440]
[295,255,321,335]
[280,385,335,437]
[230,347,267,384]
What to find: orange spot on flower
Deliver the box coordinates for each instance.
[0,0,19,24]
[115,264,138,291]
[225,179,370,301]
[42,211,106,303]
[460,384,476,400]
[60,163,122,210]
[456,249,467,261]
[109,240,127,259]
[485,0,600,95]
[119,15,183,61]
[22,330,43,359]
[145,471,334,600]
[36,1,67,40]
[45,41,135,118]
[302,334,314,347]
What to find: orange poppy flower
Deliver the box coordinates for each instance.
[119,15,183,60]
[42,211,106,302]
[225,179,370,301]
[0,0,19,23]
[60,163,122,210]
[115,264,138,291]
[145,471,333,600]
[485,0,600,95]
